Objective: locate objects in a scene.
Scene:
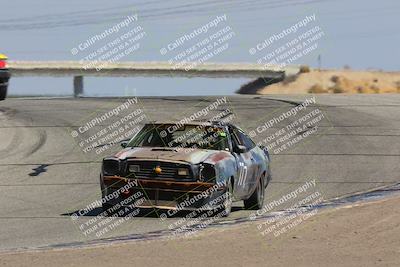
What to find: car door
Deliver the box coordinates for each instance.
[235,128,260,196]
[229,127,254,198]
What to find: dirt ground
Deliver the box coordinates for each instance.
[253,69,400,94]
[1,194,399,267]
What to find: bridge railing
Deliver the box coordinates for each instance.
[8,61,299,97]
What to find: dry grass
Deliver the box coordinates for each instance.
[299,65,311,73]
[332,85,345,93]
[308,84,328,93]
[282,74,298,85]
[253,69,400,94]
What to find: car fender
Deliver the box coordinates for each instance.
[203,151,237,186]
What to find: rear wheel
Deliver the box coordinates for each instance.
[0,85,7,100]
[244,174,265,210]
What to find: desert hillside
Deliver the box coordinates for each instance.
[238,69,400,94]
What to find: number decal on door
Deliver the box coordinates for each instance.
[238,162,248,187]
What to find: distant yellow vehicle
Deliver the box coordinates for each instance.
[0,54,10,100]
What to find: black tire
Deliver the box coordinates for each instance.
[266,171,272,187]
[102,202,113,212]
[244,174,265,210]
[100,183,117,214]
[0,85,7,100]
[217,178,233,217]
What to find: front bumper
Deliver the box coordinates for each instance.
[101,175,226,210]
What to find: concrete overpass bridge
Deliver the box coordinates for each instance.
[8,61,300,96]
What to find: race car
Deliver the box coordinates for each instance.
[100,121,271,217]
[0,54,10,100]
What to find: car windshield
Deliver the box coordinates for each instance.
[127,124,230,151]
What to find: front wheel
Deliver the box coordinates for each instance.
[100,177,118,214]
[216,179,233,217]
[102,202,114,212]
[244,174,265,210]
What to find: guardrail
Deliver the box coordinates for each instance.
[8,61,299,97]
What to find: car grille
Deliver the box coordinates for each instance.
[125,160,193,180]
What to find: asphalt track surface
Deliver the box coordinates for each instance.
[0,95,399,250]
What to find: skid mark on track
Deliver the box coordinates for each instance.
[0,108,23,160]
[28,164,49,177]
[25,130,47,157]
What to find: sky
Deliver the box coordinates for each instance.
[1,0,399,96]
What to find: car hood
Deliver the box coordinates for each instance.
[113,146,231,165]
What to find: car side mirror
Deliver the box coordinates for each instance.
[234,145,247,154]
[259,145,270,159]
[121,141,129,148]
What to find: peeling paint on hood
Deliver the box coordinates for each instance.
[114,147,231,164]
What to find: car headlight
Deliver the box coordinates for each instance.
[178,168,189,176]
[199,163,216,182]
[102,158,120,176]
[129,164,140,173]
